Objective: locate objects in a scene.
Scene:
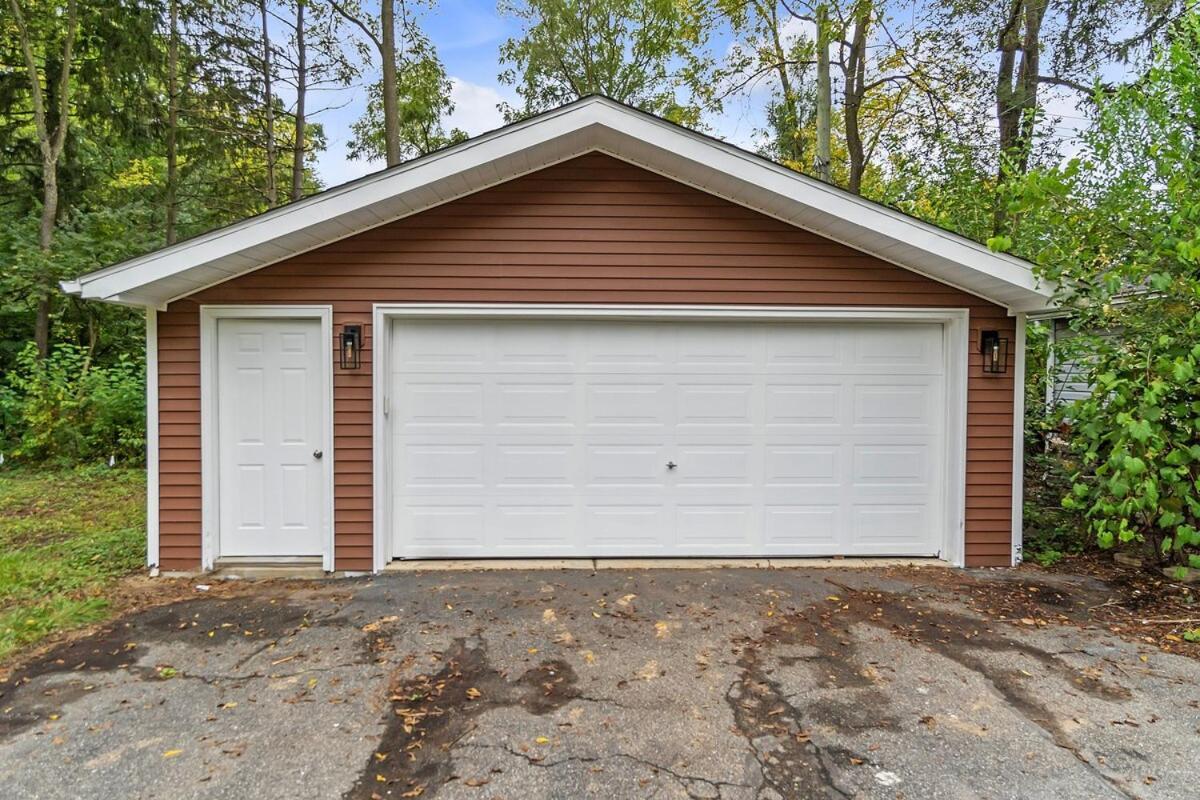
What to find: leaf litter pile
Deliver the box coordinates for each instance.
[344,636,580,799]
[908,557,1200,659]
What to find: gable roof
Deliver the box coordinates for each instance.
[62,96,1056,313]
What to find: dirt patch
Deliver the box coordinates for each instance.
[827,579,1138,798]
[344,637,580,799]
[0,590,319,740]
[726,576,1141,799]
[883,561,1200,659]
[726,609,879,798]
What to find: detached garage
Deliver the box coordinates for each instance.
[63,97,1056,573]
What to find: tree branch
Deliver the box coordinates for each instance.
[328,0,381,52]
[1035,74,1114,96]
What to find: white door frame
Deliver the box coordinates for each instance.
[199,305,335,571]
[372,303,971,571]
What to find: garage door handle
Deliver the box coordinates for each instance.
[313,449,323,460]
[666,461,677,470]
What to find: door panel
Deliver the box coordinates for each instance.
[390,318,946,558]
[217,317,325,558]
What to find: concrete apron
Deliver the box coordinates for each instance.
[158,557,952,580]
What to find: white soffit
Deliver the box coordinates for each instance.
[62,97,1056,313]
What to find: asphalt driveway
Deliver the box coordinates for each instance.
[1,566,1196,799]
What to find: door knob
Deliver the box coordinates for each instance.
[313,449,323,460]
[666,461,677,470]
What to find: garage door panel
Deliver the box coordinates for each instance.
[582,325,673,370]
[391,318,947,559]
[495,380,577,428]
[398,444,485,489]
[851,504,936,552]
[676,505,757,547]
[764,506,841,547]
[399,504,486,551]
[676,382,757,428]
[396,380,485,428]
[764,445,841,486]
[849,383,940,431]
[765,384,843,427]
[585,381,671,428]
[765,326,844,369]
[852,325,940,369]
[494,443,577,488]
[851,445,932,489]
[493,504,576,548]
[585,505,673,549]
[393,323,488,369]
[674,443,755,487]
[585,443,670,487]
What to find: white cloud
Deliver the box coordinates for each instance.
[446,77,511,136]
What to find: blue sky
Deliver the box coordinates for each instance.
[304,1,1097,190]
[306,0,773,188]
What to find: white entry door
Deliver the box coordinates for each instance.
[389,317,947,559]
[216,317,326,558]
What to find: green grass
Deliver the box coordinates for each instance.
[0,466,145,660]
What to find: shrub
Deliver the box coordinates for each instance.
[0,343,145,465]
[1000,16,1200,569]
[1061,319,1200,568]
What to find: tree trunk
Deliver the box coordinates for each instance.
[381,0,400,167]
[767,3,802,164]
[291,0,307,201]
[33,156,54,357]
[994,0,1047,232]
[10,0,78,357]
[843,1,870,195]
[166,0,180,244]
[1015,0,1048,176]
[261,0,277,207]
[814,3,832,183]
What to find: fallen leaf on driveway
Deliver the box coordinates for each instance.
[875,771,903,786]
[581,650,596,664]
[465,688,482,700]
[535,736,550,745]
[542,609,557,624]
[654,621,671,639]
[362,616,399,633]
[400,786,425,797]
[616,594,637,607]
[162,750,183,758]
[464,777,490,787]
[636,660,661,681]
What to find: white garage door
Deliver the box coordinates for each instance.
[389,318,946,559]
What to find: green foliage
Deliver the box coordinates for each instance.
[348,40,467,162]
[1006,13,1200,567]
[498,0,710,124]
[0,467,145,660]
[0,342,145,465]
[1060,319,1200,565]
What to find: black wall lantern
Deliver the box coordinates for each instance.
[980,330,1009,374]
[340,324,363,370]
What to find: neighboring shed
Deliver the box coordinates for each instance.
[63,97,1057,572]
[1046,317,1100,407]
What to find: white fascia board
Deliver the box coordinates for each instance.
[589,105,1054,308]
[70,97,1056,313]
[73,103,606,302]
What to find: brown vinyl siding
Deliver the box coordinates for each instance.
[157,153,1015,571]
